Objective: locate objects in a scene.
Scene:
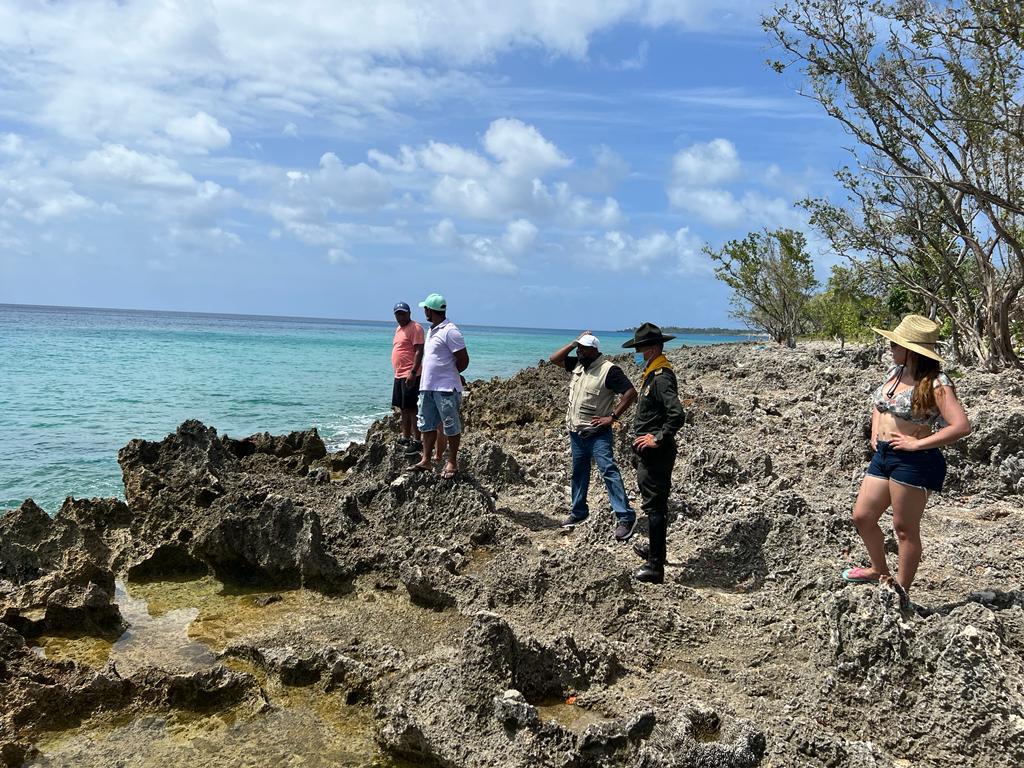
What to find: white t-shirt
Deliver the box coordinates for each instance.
[420,318,466,392]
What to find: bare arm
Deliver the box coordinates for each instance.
[914,384,971,449]
[615,387,638,418]
[406,344,425,382]
[549,340,578,365]
[549,331,590,365]
[870,407,880,450]
[453,347,469,373]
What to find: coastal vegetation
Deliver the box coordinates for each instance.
[712,0,1023,368]
[704,228,818,349]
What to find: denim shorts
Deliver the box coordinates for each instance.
[866,440,946,493]
[418,390,462,436]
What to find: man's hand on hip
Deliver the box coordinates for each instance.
[633,434,658,452]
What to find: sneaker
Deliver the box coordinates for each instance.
[403,440,423,456]
[560,513,589,532]
[613,518,638,542]
[632,539,649,560]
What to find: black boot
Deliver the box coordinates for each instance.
[632,539,649,560]
[633,561,664,584]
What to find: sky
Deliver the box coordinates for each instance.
[0,0,851,329]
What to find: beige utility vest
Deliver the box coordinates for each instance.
[566,355,616,432]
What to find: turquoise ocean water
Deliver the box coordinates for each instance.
[0,304,748,512]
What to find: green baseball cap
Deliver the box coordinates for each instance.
[418,293,447,311]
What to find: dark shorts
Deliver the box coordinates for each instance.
[392,377,420,410]
[866,441,946,493]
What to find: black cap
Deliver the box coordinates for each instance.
[393,302,411,314]
[621,322,676,348]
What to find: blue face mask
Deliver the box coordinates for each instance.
[634,352,645,367]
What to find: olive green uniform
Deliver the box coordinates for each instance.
[633,366,685,565]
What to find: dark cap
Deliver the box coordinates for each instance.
[621,322,676,349]
[393,302,411,314]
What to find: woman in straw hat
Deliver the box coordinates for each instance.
[842,314,971,607]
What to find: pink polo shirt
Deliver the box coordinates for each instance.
[420,319,466,392]
[392,321,425,378]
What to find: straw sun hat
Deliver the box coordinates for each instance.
[872,314,944,363]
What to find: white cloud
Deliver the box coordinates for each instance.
[0,2,759,149]
[328,247,354,264]
[671,138,740,186]
[0,135,98,223]
[579,227,709,273]
[313,153,392,208]
[282,122,299,137]
[166,111,232,152]
[419,142,490,178]
[670,186,801,229]
[429,217,535,275]
[75,144,198,191]
[368,146,418,173]
[501,218,539,255]
[30,192,95,222]
[667,138,801,230]
[275,152,392,221]
[668,186,745,226]
[169,225,242,251]
[483,118,570,178]
[411,118,623,227]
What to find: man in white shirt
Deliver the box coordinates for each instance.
[407,293,469,479]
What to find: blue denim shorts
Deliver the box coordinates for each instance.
[866,441,946,493]
[418,390,462,436]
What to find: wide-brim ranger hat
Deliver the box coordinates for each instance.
[872,314,944,362]
[621,322,676,349]
[419,293,447,311]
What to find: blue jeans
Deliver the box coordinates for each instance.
[570,427,634,523]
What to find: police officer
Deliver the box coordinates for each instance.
[622,322,686,584]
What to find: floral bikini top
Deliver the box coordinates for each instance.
[872,366,952,427]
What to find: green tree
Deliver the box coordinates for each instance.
[766,0,1024,370]
[806,264,871,347]
[705,229,819,348]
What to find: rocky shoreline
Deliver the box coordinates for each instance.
[2,341,1024,767]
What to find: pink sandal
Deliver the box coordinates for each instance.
[841,566,879,584]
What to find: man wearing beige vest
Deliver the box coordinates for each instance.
[549,331,638,540]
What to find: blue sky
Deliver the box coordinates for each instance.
[0,1,849,329]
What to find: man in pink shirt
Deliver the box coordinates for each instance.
[391,301,425,453]
[407,293,469,479]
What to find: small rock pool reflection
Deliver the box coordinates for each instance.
[28,578,430,767]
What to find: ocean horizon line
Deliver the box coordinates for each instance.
[0,302,750,337]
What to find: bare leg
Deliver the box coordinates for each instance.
[850,476,893,578]
[890,481,927,591]
[442,433,461,477]
[410,430,437,470]
[400,408,416,440]
[434,428,447,462]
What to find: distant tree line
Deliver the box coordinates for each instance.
[707,0,1023,370]
[617,326,749,336]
